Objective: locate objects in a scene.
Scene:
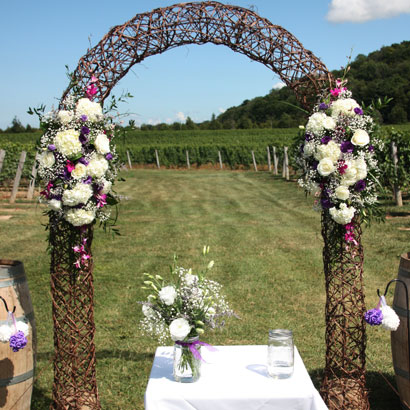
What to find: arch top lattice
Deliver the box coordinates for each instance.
[62,1,332,107]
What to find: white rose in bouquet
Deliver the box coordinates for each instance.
[48,199,62,211]
[317,158,335,176]
[351,129,370,147]
[39,151,55,168]
[329,203,356,225]
[94,133,110,155]
[159,286,177,306]
[87,155,109,178]
[335,185,350,201]
[71,163,87,179]
[169,318,191,341]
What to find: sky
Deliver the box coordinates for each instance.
[0,0,409,129]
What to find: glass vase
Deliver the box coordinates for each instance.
[173,336,201,383]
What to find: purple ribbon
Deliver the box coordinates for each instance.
[176,340,217,362]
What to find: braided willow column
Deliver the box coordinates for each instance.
[320,211,369,410]
[50,217,100,409]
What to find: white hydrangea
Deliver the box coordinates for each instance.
[329,203,356,225]
[57,110,74,124]
[303,141,316,157]
[39,151,55,168]
[331,98,360,118]
[62,183,93,206]
[71,163,87,179]
[94,133,110,155]
[354,158,367,180]
[100,179,112,195]
[54,129,82,157]
[314,141,341,162]
[76,98,103,122]
[48,199,62,211]
[340,161,358,186]
[306,112,336,134]
[87,155,109,178]
[142,304,156,319]
[64,208,96,226]
[381,305,400,331]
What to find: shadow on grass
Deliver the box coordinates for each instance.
[36,350,155,362]
[309,369,402,410]
[31,385,52,410]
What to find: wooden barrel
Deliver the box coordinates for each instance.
[392,252,410,410]
[0,260,36,410]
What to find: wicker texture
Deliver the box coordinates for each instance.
[50,218,100,410]
[61,1,332,108]
[320,211,369,410]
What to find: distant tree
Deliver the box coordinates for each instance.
[185,116,197,130]
[388,104,408,123]
[6,117,26,133]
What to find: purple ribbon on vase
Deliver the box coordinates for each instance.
[176,340,217,362]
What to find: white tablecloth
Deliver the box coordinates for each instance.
[145,345,328,410]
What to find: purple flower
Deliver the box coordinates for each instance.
[312,161,319,170]
[81,115,88,122]
[321,135,332,144]
[79,157,89,166]
[9,331,27,352]
[81,126,90,135]
[105,153,113,161]
[355,180,366,192]
[79,134,88,144]
[368,145,374,152]
[341,141,354,153]
[48,144,56,151]
[319,103,328,110]
[354,107,363,115]
[305,133,312,141]
[321,197,333,209]
[83,176,93,184]
[364,308,383,326]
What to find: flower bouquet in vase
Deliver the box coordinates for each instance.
[140,247,235,382]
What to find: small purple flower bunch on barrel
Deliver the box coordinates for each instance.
[9,330,28,352]
[365,296,400,331]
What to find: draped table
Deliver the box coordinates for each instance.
[145,345,328,410]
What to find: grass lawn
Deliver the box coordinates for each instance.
[0,169,409,409]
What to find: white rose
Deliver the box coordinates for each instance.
[341,161,358,186]
[329,203,356,225]
[39,151,55,168]
[158,286,177,306]
[76,98,103,122]
[54,129,82,157]
[351,129,370,147]
[48,199,62,211]
[87,155,109,178]
[331,98,360,118]
[169,318,191,341]
[303,141,315,157]
[71,163,87,179]
[317,158,335,176]
[62,183,93,206]
[57,110,74,124]
[64,208,95,226]
[94,133,110,155]
[335,185,350,201]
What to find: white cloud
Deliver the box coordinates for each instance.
[176,111,186,122]
[272,81,286,90]
[218,107,226,113]
[327,0,410,23]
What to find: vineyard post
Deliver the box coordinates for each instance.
[27,153,40,200]
[126,151,132,170]
[0,149,5,174]
[267,146,271,172]
[218,151,223,169]
[283,146,289,180]
[155,149,160,169]
[251,150,258,171]
[391,141,403,206]
[10,151,26,204]
[272,146,278,175]
[186,150,190,169]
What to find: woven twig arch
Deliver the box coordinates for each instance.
[62,1,332,108]
[51,3,371,410]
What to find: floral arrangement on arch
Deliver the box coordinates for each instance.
[35,77,120,230]
[296,76,383,241]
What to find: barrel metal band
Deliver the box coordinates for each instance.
[398,266,410,278]
[0,266,24,279]
[394,366,410,380]
[0,369,34,387]
[0,311,34,326]
[0,275,26,288]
